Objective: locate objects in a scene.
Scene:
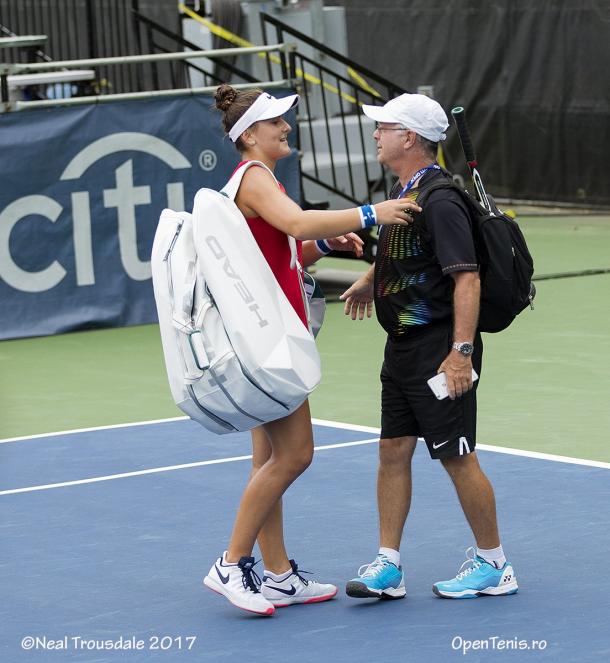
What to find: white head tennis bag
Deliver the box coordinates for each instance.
[151,161,321,434]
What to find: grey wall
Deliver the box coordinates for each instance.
[329,0,610,205]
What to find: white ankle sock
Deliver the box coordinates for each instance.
[222,551,238,566]
[476,545,506,569]
[379,547,400,567]
[264,567,292,582]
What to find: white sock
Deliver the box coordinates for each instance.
[264,567,292,582]
[476,545,506,569]
[221,551,238,566]
[379,547,400,567]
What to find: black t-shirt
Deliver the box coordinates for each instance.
[374,169,478,338]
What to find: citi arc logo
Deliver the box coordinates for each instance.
[0,132,191,293]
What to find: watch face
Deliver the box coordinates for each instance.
[452,342,474,356]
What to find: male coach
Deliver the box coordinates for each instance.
[340,94,518,600]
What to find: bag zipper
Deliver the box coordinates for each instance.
[164,218,184,316]
[529,282,536,310]
[207,365,265,424]
[163,219,184,261]
[186,385,237,432]
[238,360,290,410]
[163,218,195,378]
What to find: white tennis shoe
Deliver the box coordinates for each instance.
[203,552,275,616]
[262,559,338,607]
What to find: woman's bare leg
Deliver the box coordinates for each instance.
[226,400,313,563]
[249,427,291,574]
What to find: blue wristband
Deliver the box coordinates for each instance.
[315,239,332,255]
[358,204,377,228]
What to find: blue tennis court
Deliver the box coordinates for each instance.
[2,419,609,662]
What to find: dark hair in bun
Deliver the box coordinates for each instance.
[214,83,238,112]
[214,84,263,150]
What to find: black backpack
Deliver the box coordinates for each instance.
[416,181,535,333]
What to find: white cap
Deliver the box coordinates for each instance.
[362,93,449,142]
[228,91,299,142]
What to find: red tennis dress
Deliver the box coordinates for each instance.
[235,161,308,328]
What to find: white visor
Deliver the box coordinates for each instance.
[228,92,299,143]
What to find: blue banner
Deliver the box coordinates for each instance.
[0,91,300,340]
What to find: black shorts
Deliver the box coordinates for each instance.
[380,323,483,459]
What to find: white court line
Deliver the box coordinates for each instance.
[0,437,379,496]
[1,414,609,471]
[0,416,373,445]
[0,416,189,444]
[312,418,381,435]
[476,443,610,470]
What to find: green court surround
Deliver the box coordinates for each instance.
[1,215,609,461]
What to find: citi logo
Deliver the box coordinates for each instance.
[205,236,269,328]
[0,132,190,293]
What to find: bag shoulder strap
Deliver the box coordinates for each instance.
[416,179,492,218]
[221,160,277,200]
[220,160,298,269]
[416,179,463,206]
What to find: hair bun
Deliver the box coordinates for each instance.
[215,84,238,112]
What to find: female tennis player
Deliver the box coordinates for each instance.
[203,84,420,615]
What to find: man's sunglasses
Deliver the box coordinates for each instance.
[375,123,408,131]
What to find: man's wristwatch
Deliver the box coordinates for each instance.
[452,341,474,357]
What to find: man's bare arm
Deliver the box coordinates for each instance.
[437,271,480,399]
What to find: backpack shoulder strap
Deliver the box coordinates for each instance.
[416,179,461,206]
[417,179,487,215]
[221,160,298,270]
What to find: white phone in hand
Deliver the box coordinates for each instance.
[427,370,479,400]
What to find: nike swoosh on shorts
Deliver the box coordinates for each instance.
[432,440,448,449]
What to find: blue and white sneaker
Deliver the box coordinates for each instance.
[433,547,518,599]
[203,552,275,615]
[345,554,406,599]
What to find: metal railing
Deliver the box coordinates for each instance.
[131,7,259,90]
[259,11,408,208]
[0,0,146,92]
[287,48,385,206]
[1,2,406,213]
[0,43,294,111]
[260,12,405,101]
[1,3,279,103]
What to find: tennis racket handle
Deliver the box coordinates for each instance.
[451,106,476,165]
